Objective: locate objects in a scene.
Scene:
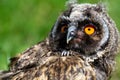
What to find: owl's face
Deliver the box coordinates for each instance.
[49,4,109,55]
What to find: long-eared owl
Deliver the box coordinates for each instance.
[0,1,119,80]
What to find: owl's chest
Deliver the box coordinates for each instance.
[10,56,96,80]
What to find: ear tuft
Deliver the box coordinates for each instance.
[96,2,107,13]
[66,0,78,8]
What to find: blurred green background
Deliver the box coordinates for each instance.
[0,0,120,80]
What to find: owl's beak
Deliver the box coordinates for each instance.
[67,26,76,44]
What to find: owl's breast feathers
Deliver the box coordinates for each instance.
[0,39,111,80]
[0,39,97,80]
[10,56,96,80]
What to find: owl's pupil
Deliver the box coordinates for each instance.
[88,28,91,31]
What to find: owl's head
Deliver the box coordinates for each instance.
[49,3,118,57]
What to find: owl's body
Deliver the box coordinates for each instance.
[0,2,119,80]
[0,40,96,80]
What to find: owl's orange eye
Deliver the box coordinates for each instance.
[84,25,95,35]
[61,26,68,33]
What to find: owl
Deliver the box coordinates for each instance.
[0,1,119,80]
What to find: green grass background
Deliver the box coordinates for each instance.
[0,0,120,80]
